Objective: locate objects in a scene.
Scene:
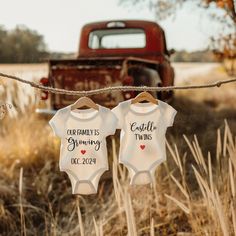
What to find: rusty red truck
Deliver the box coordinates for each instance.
[37,20,175,115]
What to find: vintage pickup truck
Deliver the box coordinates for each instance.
[36,20,175,115]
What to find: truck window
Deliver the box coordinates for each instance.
[89,28,146,49]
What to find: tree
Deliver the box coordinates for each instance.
[120,0,235,22]
[0,25,49,63]
[120,0,236,73]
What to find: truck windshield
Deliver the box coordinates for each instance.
[89,28,146,49]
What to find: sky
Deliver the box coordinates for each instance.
[0,0,224,53]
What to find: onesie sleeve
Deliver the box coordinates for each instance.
[104,110,118,136]
[49,109,67,138]
[111,103,124,129]
[162,102,177,127]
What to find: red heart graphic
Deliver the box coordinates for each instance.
[81,150,86,155]
[140,145,145,150]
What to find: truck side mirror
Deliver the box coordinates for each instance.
[168,48,176,56]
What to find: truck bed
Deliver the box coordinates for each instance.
[48,57,160,109]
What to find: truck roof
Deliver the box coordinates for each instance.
[82,20,163,31]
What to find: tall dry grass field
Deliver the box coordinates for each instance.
[0,63,236,236]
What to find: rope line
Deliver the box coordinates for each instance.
[0,72,236,96]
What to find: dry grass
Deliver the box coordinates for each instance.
[0,64,236,235]
[0,103,235,236]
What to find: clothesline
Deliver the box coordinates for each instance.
[0,72,236,96]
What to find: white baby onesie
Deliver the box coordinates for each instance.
[49,104,117,195]
[112,99,177,185]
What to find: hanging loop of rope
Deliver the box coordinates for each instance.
[0,72,236,96]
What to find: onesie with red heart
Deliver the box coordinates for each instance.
[112,99,177,185]
[49,104,118,195]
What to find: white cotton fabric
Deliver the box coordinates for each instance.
[112,99,177,185]
[49,104,117,195]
